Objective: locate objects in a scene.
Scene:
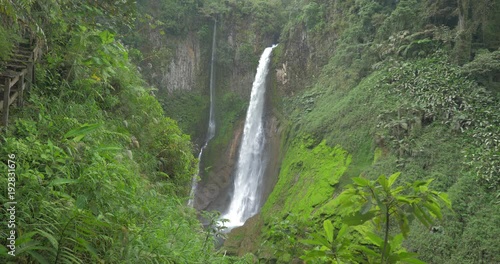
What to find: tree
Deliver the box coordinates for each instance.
[302,172,451,263]
[199,0,230,20]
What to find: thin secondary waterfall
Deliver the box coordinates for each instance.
[222,45,277,228]
[207,20,217,142]
[188,20,217,207]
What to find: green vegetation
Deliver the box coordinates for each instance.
[245,0,500,263]
[262,135,351,220]
[1,0,499,263]
[203,91,247,166]
[161,90,207,141]
[0,0,249,263]
[301,173,450,263]
[378,56,500,189]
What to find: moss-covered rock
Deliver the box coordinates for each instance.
[223,214,264,257]
[261,135,351,221]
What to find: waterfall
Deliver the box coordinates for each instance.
[188,20,217,207]
[207,20,217,142]
[222,45,277,228]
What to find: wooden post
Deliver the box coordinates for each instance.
[25,61,33,93]
[28,47,34,93]
[2,77,10,126]
[17,74,24,107]
[32,61,35,87]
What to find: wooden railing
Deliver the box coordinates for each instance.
[0,41,36,127]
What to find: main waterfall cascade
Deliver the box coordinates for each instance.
[222,45,277,228]
[188,20,217,207]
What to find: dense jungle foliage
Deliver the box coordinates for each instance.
[0,0,248,263]
[1,0,499,263]
[248,0,499,263]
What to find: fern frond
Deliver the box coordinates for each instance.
[60,246,83,264]
[27,250,51,264]
[35,228,59,251]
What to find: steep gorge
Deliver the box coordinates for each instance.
[1,0,498,263]
[137,0,500,263]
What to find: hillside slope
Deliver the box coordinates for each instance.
[218,0,500,263]
[0,1,249,263]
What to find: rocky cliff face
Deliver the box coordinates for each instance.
[193,105,284,213]
[160,33,201,93]
[194,118,244,211]
[275,24,312,95]
[136,2,286,229]
[138,32,201,93]
[190,14,282,212]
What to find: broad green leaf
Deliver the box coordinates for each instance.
[365,231,383,247]
[383,242,392,260]
[415,179,434,193]
[337,224,349,240]
[301,250,326,261]
[396,195,413,204]
[64,123,102,142]
[311,233,330,248]
[396,252,419,260]
[378,174,389,190]
[413,206,432,227]
[419,185,429,192]
[373,192,384,210]
[343,211,376,226]
[324,220,334,243]
[391,186,405,196]
[352,177,371,187]
[438,192,452,209]
[402,257,427,264]
[49,178,79,186]
[388,172,401,187]
[413,180,429,187]
[352,245,379,257]
[360,196,373,214]
[389,252,402,262]
[390,233,404,249]
[423,201,442,219]
[398,214,410,238]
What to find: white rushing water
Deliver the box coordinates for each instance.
[188,20,217,207]
[222,45,277,228]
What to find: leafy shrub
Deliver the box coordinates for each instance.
[378,55,500,189]
[0,1,240,263]
[302,173,450,263]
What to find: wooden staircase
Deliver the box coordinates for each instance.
[0,39,37,127]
